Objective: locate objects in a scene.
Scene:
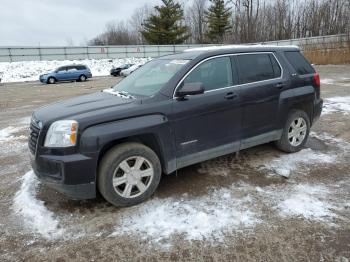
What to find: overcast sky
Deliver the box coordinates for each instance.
[0,0,163,46]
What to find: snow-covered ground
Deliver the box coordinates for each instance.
[0,58,150,83]
[0,117,30,155]
[9,130,348,243]
[12,171,64,239]
[321,77,350,87]
[323,96,350,115]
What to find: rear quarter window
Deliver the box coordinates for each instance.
[284,51,315,75]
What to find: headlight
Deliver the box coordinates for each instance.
[44,120,78,147]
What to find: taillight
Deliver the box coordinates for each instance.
[313,73,320,87]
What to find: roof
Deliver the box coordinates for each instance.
[159,44,299,60]
[184,44,299,52]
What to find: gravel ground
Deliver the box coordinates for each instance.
[0,66,349,262]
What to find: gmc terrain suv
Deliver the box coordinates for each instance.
[29,46,322,207]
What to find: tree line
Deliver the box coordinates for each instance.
[89,0,350,46]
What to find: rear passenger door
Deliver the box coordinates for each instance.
[234,53,286,148]
[66,66,79,80]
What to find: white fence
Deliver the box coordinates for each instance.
[0,34,348,62]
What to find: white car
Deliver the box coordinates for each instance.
[120,64,143,77]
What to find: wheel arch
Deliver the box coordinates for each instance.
[279,85,315,126]
[97,133,166,175]
[47,76,57,83]
[79,74,87,80]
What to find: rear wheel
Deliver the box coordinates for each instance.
[98,142,162,207]
[79,75,87,82]
[275,110,310,153]
[47,77,56,84]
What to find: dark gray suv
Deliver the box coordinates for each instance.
[29,45,322,207]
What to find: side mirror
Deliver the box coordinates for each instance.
[176,82,205,98]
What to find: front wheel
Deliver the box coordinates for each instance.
[275,110,310,153]
[47,77,56,84]
[98,142,162,207]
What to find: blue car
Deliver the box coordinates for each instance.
[39,64,92,84]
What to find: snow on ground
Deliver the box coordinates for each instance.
[199,131,348,179]
[12,171,64,239]
[258,148,336,177]
[255,132,349,177]
[0,126,25,142]
[277,184,335,220]
[0,117,30,155]
[10,131,347,242]
[114,178,342,244]
[256,183,337,222]
[323,96,350,115]
[113,186,259,243]
[321,77,350,87]
[0,58,150,83]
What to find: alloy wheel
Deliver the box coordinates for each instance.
[112,156,154,198]
[288,117,307,146]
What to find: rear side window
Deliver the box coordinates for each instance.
[76,65,87,70]
[67,66,77,71]
[184,57,233,91]
[236,54,280,84]
[284,51,314,75]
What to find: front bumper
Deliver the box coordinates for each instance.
[30,152,97,199]
[39,77,47,83]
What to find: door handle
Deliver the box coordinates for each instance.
[276,82,286,89]
[224,92,238,100]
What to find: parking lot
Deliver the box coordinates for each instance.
[0,65,349,261]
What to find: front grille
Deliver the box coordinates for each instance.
[29,118,41,155]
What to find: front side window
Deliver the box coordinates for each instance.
[55,67,66,73]
[183,57,233,91]
[112,59,189,97]
[236,53,280,84]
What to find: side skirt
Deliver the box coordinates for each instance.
[173,129,283,172]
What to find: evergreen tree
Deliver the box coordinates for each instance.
[141,0,189,44]
[205,0,232,43]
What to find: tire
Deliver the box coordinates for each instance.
[275,110,310,153]
[47,77,56,84]
[79,75,87,82]
[98,142,162,207]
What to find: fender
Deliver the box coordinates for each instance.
[278,85,315,126]
[79,114,176,174]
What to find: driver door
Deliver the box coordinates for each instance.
[171,56,242,169]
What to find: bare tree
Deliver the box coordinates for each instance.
[130,4,153,44]
[186,0,208,43]
[89,0,350,45]
[89,21,137,45]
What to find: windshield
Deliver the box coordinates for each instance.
[112,59,189,96]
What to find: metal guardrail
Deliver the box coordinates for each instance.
[0,34,348,62]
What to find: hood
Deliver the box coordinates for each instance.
[34,91,137,126]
